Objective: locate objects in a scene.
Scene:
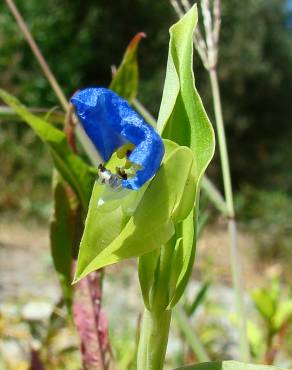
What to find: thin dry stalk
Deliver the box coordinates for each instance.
[4,0,68,111]
[201,0,216,68]
[4,0,102,165]
[169,0,185,17]
[180,0,191,11]
[169,0,209,68]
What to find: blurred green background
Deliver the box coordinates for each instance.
[0,0,291,250]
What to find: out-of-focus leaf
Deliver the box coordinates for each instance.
[50,175,77,311]
[252,289,277,322]
[247,320,266,359]
[110,32,145,102]
[186,281,211,316]
[174,306,210,362]
[273,300,292,330]
[175,360,287,370]
[74,144,196,282]
[0,106,65,124]
[0,89,95,208]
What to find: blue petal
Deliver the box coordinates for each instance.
[70,87,165,190]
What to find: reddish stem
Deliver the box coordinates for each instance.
[73,269,111,370]
[64,107,112,370]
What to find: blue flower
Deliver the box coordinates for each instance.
[70,87,164,190]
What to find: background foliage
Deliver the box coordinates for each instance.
[1,0,292,226]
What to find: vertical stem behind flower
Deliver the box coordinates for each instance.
[206,16,250,365]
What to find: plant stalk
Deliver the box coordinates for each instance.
[209,67,250,362]
[209,69,234,216]
[137,308,172,370]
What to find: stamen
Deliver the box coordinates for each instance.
[97,165,123,189]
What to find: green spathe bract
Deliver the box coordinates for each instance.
[73,140,196,282]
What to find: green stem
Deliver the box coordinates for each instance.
[209,68,234,217]
[137,308,172,370]
[209,68,250,361]
[228,218,250,361]
[201,176,228,216]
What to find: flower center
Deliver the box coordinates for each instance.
[96,143,140,190]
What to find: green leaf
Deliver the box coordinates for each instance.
[138,248,161,309]
[50,175,75,311]
[174,306,210,362]
[167,209,196,308]
[157,5,215,190]
[252,288,277,322]
[151,3,215,309]
[74,143,196,282]
[273,300,292,331]
[175,360,288,370]
[247,320,266,359]
[110,32,145,102]
[0,106,65,125]
[186,280,211,316]
[0,89,95,208]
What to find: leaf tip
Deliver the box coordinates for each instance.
[72,274,81,285]
[128,32,146,50]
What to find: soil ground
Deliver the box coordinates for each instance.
[0,218,271,303]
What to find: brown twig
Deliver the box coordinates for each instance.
[64,104,78,153]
